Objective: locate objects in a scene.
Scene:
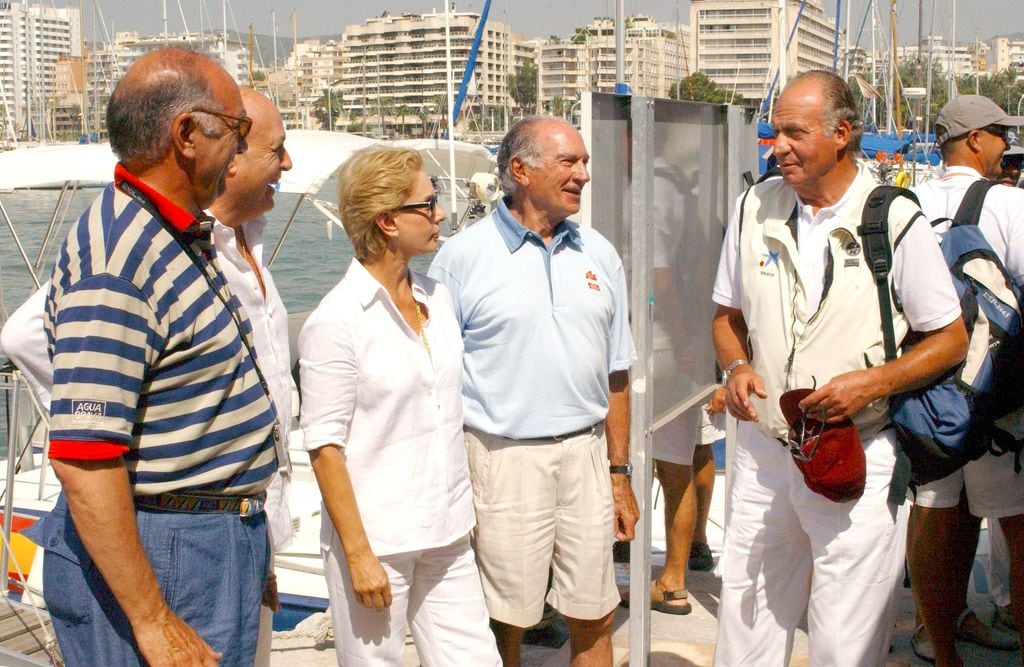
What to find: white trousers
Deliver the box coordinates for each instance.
[714,422,909,667]
[322,532,501,666]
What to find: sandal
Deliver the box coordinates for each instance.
[994,604,1017,633]
[955,608,1019,651]
[650,580,692,615]
[912,624,935,664]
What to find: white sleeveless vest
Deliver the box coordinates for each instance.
[738,168,920,440]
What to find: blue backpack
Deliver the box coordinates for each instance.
[861,181,1024,486]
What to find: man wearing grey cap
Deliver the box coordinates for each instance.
[910,94,1024,665]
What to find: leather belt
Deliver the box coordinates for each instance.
[529,423,598,442]
[135,491,266,517]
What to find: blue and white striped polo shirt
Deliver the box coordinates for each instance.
[46,176,279,496]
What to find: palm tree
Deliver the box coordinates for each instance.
[396,105,412,138]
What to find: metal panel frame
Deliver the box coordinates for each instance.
[627,95,655,665]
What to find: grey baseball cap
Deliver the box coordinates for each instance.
[935,95,1024,147]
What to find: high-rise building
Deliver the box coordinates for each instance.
[336,10,526,137]
[538,16,690,113]
[287,39,345,107]
[80,30,252,140]
[897,36,988,78]
[690,0,837,103]
[988,36,1024,73]
[0,2,82,143]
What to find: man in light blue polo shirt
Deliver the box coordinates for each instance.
[429,115,638,666]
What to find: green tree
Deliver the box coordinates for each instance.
[508,61,538,112]
[396,104,412,138]
[958,67,1024,116]
[669,73,744,105]
[548,94,567,116]
[312,88,344,130]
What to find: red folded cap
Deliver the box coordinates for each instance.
[779,388,866,503]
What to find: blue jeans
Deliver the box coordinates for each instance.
[27,495,269,667]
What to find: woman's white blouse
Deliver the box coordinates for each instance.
[298,259,474,556]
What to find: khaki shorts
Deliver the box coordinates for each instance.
[653,402,726,466]
[465,426,619,627]
[913,450,1024,518]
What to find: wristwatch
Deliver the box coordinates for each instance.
[722,358,748,379]
[609,464,633,479]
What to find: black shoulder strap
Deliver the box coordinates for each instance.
[952,179,999,227]
[757,166,782,184]
[858,185,919,362]
[737,168,784,235]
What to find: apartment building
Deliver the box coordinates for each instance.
[990,36,1024,73]
[538,16,689,112]
[690,0,837,103]
[103,31,250,85]
[287,38,344,106]
[337,10,527,137]
[896,36,988,78]
[0,2,81,142]
[77,30,252,139]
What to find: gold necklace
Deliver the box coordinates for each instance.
[413,300,432,363]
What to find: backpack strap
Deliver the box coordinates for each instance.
[738,169,784,235]
[952,179,999,227]
[858,186,920,362]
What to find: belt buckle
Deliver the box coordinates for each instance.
[238,493,264,518]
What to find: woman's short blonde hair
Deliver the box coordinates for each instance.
[337,146,423,262]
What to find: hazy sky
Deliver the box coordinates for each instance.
[71,1,1021,47]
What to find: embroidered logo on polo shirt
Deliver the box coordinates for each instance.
[586,270,601,292]
[71,400,106,426]
[845,240,862,256]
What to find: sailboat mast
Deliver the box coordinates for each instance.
[443,2,457,221]
[843,0,851,78]
[80,0,87,138]
[870,0,877,126]
[615,0,625,92]
[222,0,228,63]
[891,0,900,136]
[271,8,279,105]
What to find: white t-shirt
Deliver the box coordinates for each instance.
[914,165,1024,282]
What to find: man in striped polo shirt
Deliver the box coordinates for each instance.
[30,49,279,666]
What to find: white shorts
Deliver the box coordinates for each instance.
[912,450,1024,518]
[465,425,619,627]
[653,403,725,466]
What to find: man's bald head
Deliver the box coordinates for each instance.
[107,48,239,168]
[212,87,292,226]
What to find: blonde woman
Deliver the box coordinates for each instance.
[298,146,500,666]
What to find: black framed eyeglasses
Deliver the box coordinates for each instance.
[192,108,252,140]
[981,124,1010,142]
[786,409,828,462]
[395,194,438,218]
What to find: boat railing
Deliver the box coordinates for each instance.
[0,367,52,580]
[0,367,62,665]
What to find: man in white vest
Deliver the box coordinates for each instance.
[710,70,968,665]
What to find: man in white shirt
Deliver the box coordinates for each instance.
[910,95,1024,665]
[711,70,967,665]
[0,86,294,667]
